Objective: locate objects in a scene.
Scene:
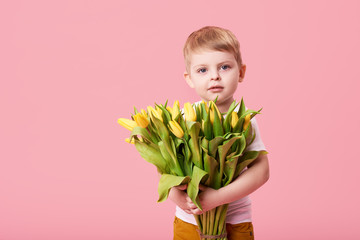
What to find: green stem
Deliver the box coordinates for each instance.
[194,214,202,232]
[218,204,228,235]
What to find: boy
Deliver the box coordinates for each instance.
[169,26,270,240]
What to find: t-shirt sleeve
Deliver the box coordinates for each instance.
[245,117,266,152]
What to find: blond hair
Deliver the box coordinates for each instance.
[183,26,243,71]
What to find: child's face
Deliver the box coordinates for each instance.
[184,50,245,109]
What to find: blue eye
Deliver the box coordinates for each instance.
[198,68,207,73]
[221,65,230,70]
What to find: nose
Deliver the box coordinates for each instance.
[210,70,221,81]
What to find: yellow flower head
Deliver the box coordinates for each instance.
[173,100,180,110]
[117,118,138,131]
[209,102,221,124]
[133,112,149,128]
[166,106,173,113]
[172,100,181,120]
[231,111,239,128]
[168,120,184,138]
[125,138,135,144]
[243,114,251,131]
[156,106,163,116]
[201,101,209,113]
[147,106,163,122]
[184,102,196,121]
[140,109,148,118]
[125,136,143,144]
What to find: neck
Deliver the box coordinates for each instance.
[215,97,234,113]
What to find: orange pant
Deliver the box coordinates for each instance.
[173,217,254,240]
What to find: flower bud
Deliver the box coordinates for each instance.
[184,102,196,121]
[243,114,251,131]
[117,118,138,131]
[147,106,163,122]
[125,138,135,144]
[133,112,149,128]
[231,111,239,128]
[168,120,184,138]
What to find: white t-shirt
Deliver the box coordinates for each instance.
[176,102,266,225]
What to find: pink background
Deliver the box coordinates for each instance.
[1,0,360,239]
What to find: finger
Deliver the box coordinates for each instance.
[186,201,197,209]
[184,209,193,214]
[176,184,187,191]
[191,208,203,215]
[199,184,207,191]
[185,196,193,203]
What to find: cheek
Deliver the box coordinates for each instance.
[192,77,207,89]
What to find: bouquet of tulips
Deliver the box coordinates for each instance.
[117,98,265,240]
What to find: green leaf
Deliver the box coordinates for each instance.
[208,137,225,158]
[182,140,193,176]
[251,108,263,119]
[233,117,244,133]
[155,104,171,125]
[248,125,257,146]
[157,174,191,202]
[212,104,224,137]
[234,151,260,178]
[203,110,212,140]
[223,155,239,186]
[200,102,208,119]
[131,126,153,143]
[203,153,219,187]
[240,109,262,119]
[238,133,247,156]
[158,139,183,176]
[237,97,246,118]
[195,104,202,122]
[217,137,241,187]
[245,123,253,146]
[151,117,169,140]
[134,140,168,174]
[223,100,238,132]
[187,166,208,210]
[187,121,202,169]
[200,137,209,153]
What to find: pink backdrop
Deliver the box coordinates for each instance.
[1,0,360,239]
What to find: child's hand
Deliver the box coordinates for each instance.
[169,185,202,215]
[197,184,222,213]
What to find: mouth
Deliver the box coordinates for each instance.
[208,86,224,92]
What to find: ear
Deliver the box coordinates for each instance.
[184,71,195,88]
[238,64,246,83]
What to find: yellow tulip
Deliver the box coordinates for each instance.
[125,138,135,144]
[209,102,221,124]
[201,101,209,113]
[156,106,163,116]
[117,118,138,131]
[133,112,149,128]
[147,106,163,122]
[172,101,180,120]
[184,102,196,121]
[166,106,173,112]
[125,136,143,144]
[231,111,238,128]
[168,120,184,138]
[141,109,148,118]
[173,100,180,110]
[243,114,251,131]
